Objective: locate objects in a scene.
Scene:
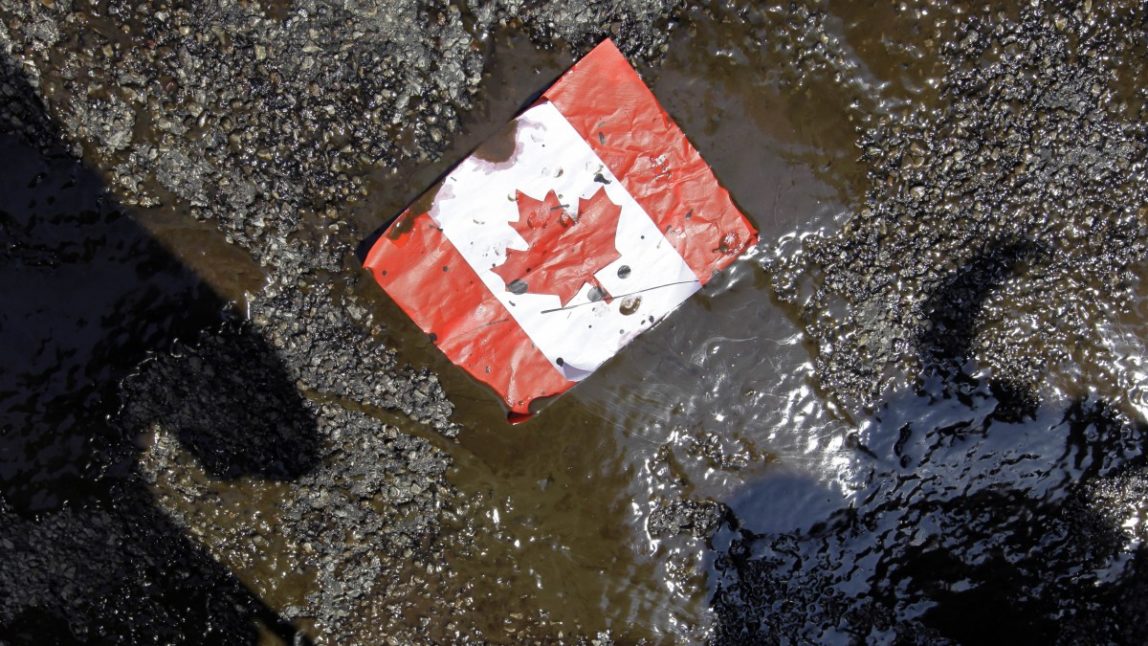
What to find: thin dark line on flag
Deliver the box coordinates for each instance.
[468,317,513,330]
[539,280,698,314]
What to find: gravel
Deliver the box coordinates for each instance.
[1,0,684,446]
[3,0,1147,643]
[715,1,1148,642]
[768,1,1148,413]
[0,0,681,642]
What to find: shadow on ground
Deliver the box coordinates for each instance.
[0,53,318,644]
[710,239,1148,644]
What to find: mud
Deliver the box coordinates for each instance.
[1,0,1147,644]
[472,119,521,165]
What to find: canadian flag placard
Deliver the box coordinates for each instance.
[363,39,757,420]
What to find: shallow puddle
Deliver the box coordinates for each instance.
[4,0,1147,643]
[348,9,879,640]
[354,3,1148,642]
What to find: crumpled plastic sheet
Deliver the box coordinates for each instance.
[362,39,758,421]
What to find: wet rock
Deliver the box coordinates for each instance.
[770,1,1148,412]
[647,498,729,540]
[120,323,322,480]
[0,0,685,641]
[250,280,459,436]
[705,1,1148,643]
[6,0,1146,643]
[69,93,135,153]
[0,0,682,450]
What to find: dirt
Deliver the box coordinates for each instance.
[1,0,1146,644]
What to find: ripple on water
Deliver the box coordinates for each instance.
[356,2,1147,643]
[407,8,871,639]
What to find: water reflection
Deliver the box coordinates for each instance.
[709,240,1148,643]
[393,15,869,640]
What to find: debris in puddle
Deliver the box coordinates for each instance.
[619,296,642,315]
[363,39,757,419]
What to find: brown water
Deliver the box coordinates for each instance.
[342,4,894,641]
[348,4,1148,642]
[344,11,890,640]
[6,0,1148,643]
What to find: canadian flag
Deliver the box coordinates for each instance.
[363,39,757,420]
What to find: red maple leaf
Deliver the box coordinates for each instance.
[493,188,623,306]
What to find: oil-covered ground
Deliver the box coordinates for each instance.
[1,0,1146,644]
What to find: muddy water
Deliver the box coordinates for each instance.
[356,4,1148,643]
[0,134,226,512]
[6,0,1148,642]
[348,12,881,640]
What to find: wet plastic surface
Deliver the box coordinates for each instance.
[364,39,757,419]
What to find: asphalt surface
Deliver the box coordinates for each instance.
[735,1,1148,643]
[0,1,678,642]
[1,0,1147,644]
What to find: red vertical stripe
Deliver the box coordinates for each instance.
[541,39,758,283]
[363,211,571,417]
